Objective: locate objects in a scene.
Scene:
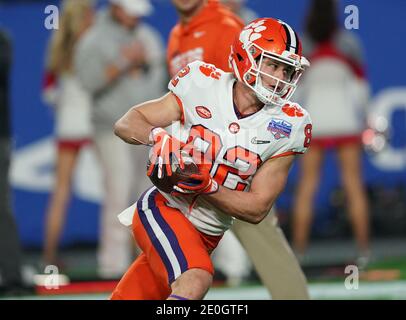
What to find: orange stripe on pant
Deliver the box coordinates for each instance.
[111,187,222,300]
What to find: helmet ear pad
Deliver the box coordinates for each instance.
[248,45,261,61]
[230,43,259,86]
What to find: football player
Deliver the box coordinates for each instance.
[169,0,310,299]
[111,18,312,300]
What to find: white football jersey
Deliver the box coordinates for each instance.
[118,61,312,235]
[155,60,312,236]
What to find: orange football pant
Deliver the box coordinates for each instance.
[111,187,222,300]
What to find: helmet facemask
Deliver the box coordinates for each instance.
[243,44,306,106]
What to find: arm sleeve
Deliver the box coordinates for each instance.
[269,111,313,159]
[167,60,222,125]
[168,60,209,126]
[167,61,199,98]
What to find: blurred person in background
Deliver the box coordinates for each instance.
[292,0,371,267]
[220,0,258,24]
[167,0,309,299]
[167,0,244,78]
[75,0,166,279]
[0,28,31,296]
[42,0,95,268]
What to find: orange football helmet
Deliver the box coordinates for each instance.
[230,18,310,105]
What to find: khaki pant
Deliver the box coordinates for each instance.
[231,213,310,300]
[94,131,151,278]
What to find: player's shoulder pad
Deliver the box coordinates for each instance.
[168,60,226,95]
[282,102,312,154]
[280,101,312,125]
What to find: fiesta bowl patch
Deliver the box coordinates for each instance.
[267,119,292,140]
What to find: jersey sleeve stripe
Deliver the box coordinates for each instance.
[270,150,303,160]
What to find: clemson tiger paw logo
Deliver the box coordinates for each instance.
[282,104,304,117]
[239,19,267,48]
[199,64,221,80]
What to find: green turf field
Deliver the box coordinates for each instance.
[2,280,406,300]
[3,246,405,300]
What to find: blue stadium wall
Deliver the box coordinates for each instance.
[0,0,405,248]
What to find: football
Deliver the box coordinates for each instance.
[147,151,200,193]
